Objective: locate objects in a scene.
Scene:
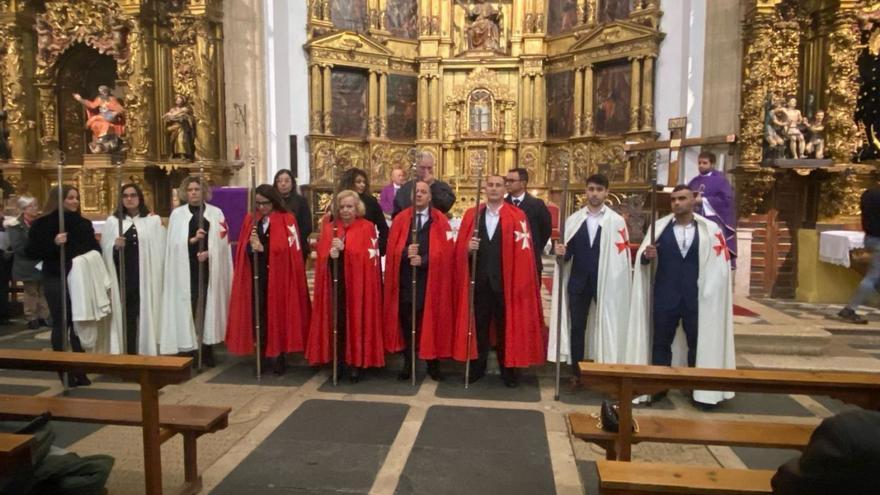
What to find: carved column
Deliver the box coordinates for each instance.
[122,18,157,161]
[379,71,388,138]
[368,70,379,137]
[429,75,439,139]
[629,56,642,132]
[583,64,594,136]
[641,56,655,131]
[534,73,544,138]
[0,25,37,165]
[824,5,860,163]
[573,67,584,136]
[322,65,333,134]
[193,18,222,161]
[521,74,533,138]
[310,64,323,133]
[418,75,429,139]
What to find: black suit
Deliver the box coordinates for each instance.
[399,211,432,371]
[473,211,507,376]
[772,410,880,495]
[506,193,551,278]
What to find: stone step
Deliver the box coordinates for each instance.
[735,324,831,356]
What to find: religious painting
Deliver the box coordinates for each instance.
[386,0,419,40]
[386,75,417,140]
[598,0,635,24]
[593,62,631,135]
[547,71,574,138]
[331,68,368,137]
[469,89,493,133]
[547,0,580,36]
[331,0,367,32]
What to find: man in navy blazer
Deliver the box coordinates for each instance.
[505,167,552,279]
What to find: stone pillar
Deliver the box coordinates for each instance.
[379,72,388,138]
[310,64,323,132]
[583,64,594,136]
[641,56,655,131]
[574,67,584,136]
[368,70,379,137]
[322,65,333,134]
[629,56,642,132]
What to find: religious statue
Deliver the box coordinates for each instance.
[163,95,196,160]
[805,110,826,160]
[460,2,502,51]
[469,90,493,132]
[763,93,786,160]
[782,97,806,159]
[73,85,125,154]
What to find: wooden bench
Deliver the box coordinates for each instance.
[0,432,33,477]
[596,460,774,494]
[569,413,815,460]
[0,349,195,495]
[577,362,880,461]
[0,394,230,494]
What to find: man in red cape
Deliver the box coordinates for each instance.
[306,191,385,382]
[384,182,456,381]
[452,175,546,387]
[226,186,311,374]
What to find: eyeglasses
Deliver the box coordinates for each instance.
[255,200,272,206]
[504,178,520,184]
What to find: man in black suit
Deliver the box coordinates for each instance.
[505,167,552,279]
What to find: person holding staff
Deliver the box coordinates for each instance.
[273,169,313,261]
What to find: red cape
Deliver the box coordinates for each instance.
[452,204,546,367]
[226,211,311,357]
[383,207,456,359]
[306,217,386,368]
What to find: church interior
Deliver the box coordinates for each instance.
[0,0,879,493]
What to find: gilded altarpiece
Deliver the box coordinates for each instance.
[0,0,231,216]
[305,0,664,226]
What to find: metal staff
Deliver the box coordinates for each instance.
[408,148,419,386]
[116,164,128,355]
[330,151,341,386]
[553,156,571,401]
[249,154,262,380]
[464,155,485,389]
[57,152,70,391]
[194,162,208,370]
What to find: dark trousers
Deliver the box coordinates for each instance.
[568,291,594,375]
[400,301,430,370]
[651,302,699,367]
[43,276,85,354]
[122,279,140,355]
[473,280,507,376]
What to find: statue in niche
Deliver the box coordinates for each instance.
[782,96,806,159]
[163,95,196,160]
[805,110,826,160]
[763,93,787,160]
[469,90,493,133]
[73,85,125,154]
[459,2,502,51]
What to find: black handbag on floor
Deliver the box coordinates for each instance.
[599,400,638,433]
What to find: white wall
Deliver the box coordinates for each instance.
[655,0,707,185]
[264,0,311,185]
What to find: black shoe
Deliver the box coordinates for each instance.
[397,369,412,381]
[39,318,51,328]
[202,345,216,368]
[650,391,669,403]
[502,370,519,388]
[838,308,868,324]
[273,355,287,376]
[349,368,361,383]
[71,373,91,387]
[427,362,443,382]
[27,320,40,330]
[465,371,484,385]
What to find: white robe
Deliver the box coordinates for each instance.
[68,251,114,352]
[159,204,232,354]
[100,214,166,355]
[628,213,736,405]
[548,207,632,364]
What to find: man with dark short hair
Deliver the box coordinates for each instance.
[505,167,552,278]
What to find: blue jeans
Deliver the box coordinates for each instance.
[848,235,880,309]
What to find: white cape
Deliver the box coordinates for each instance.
[548,207,632,364]
[159,204,232,354]
[628,213,736,405]
[68,251,114,352]
[100,214,166,355]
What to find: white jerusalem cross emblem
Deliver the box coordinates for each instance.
[514,221,530,250]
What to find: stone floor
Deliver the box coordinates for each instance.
[1,291,878,494]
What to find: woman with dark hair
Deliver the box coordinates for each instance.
[273,169,313,260]
[100,183,166,355]
[25,185,98,386]
[339,167,388,255]
[226,184,311,375]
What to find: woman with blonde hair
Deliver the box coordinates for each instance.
[306,190,386,382]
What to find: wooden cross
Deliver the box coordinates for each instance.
[624,117,737,187]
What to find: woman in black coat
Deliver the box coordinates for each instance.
[26,185,100,386]
[273,169,313,260]
[339,167,389,256]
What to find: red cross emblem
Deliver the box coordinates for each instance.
[713,232,730,260]
[219,220,229,240]
[615,227,629,254]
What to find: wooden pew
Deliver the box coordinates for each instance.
[0,432,33,477]
[577,362,880,461]
[596,460,774,494]
[0,394,230,494]
[569,413,815,460]
[0,350,194,495]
